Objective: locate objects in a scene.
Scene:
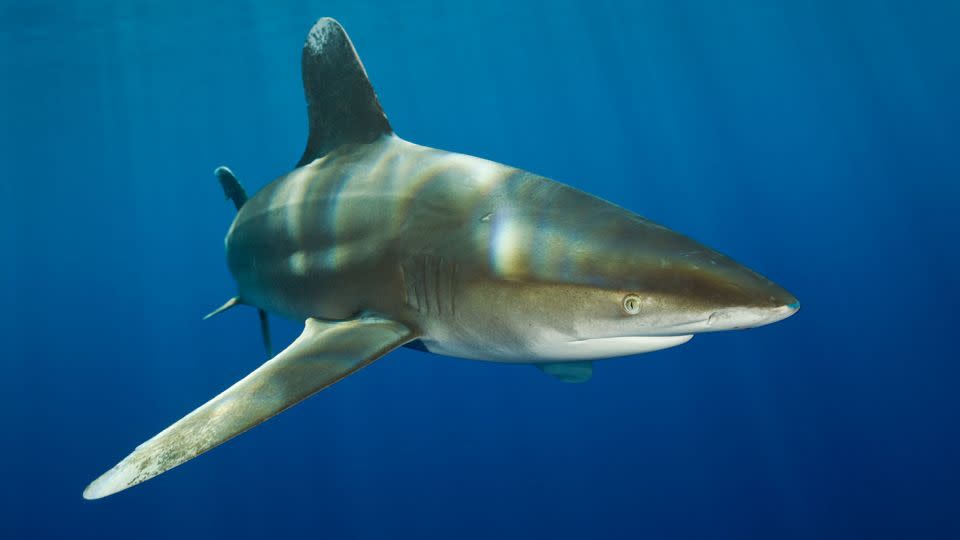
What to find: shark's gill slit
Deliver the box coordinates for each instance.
[419,255,431,314]
[433,257,443,316]
[398,262,409,306]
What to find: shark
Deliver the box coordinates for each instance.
[83,17,799,500]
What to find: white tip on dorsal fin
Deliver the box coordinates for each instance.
[297,18,392,167]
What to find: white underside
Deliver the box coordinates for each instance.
[421,334,694,363]
[528,334,693,360]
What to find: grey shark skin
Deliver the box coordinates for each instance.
[83,17,798,499]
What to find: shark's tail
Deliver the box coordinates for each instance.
[209,166,272,358]
[215,166,248,210]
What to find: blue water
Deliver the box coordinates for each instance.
[2,1,958,538]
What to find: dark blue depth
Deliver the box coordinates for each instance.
[1,1,958,538]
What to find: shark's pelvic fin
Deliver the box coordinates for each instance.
[258,308,272,359]
[297,18,392,166]
[536,361,593,383]
[214,166,248,210]
[83,316,415,500]
[211,166,272,356]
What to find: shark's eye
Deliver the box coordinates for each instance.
[622,294,642,315]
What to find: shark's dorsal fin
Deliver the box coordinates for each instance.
[297,18,392,166]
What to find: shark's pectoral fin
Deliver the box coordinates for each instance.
[297,18,392,166]
[83,316,416,500]
[202,296,241,320]
[536,361,593,383]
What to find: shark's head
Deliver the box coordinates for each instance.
[585,237,801,337]
[469,175,799,360]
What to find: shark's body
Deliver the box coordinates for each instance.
[84,18,798,499]
[231,135,793,362]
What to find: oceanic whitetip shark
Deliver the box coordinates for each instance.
[83,17,799,499]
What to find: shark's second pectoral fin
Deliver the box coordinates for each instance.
[536,361,593,383]
[210,166,273,358]
[83,316,416,500]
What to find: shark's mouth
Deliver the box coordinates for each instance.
[652,304,801,335]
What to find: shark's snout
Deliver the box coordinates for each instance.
[630,240,799,334]
[693,261,800,332]
[705,299,799,331]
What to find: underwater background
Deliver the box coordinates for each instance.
[1,0,958,538]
